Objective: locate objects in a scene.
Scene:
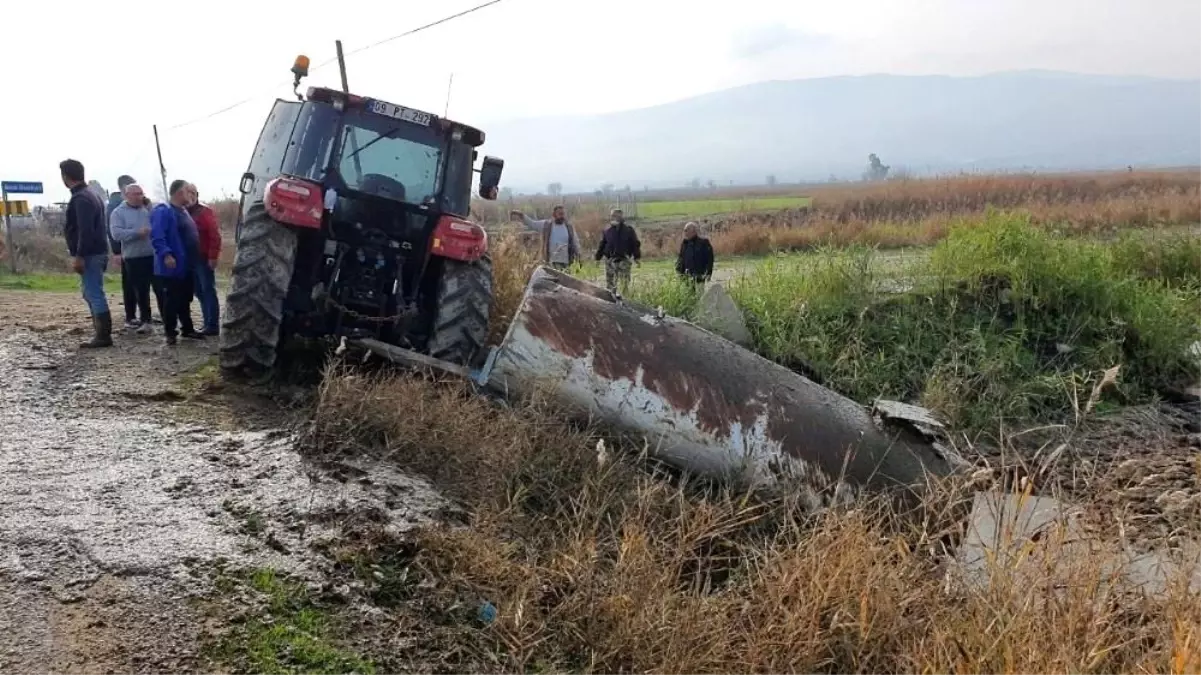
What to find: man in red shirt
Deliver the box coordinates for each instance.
[185,183,222,336]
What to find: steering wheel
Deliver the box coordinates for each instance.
[358,173,406,202]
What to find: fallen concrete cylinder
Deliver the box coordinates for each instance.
[482,266,960,497]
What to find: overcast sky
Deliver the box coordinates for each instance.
[1,0,1197,204]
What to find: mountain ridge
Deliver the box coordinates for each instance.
[482,71,1201,193]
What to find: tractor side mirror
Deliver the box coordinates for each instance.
[478,156,503,200]
[239,172,255,195]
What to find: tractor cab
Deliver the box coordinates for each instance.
[222,54,504,376]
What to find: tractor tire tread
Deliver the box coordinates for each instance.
[426,255,493,367]
[218,203,297,376]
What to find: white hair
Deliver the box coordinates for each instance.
[123,182,145,195]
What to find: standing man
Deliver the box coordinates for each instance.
[150,180,204,345]
[594,208,641,295]
[107,175,142,329]
[109,183,155,332]
[675,221,714,284]
[185,183,222,335]
[510,205,579,270]
[60,159,113,348]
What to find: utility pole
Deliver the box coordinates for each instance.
[153,125,169,200]
[336,40,350,94]
[2,184,14,273]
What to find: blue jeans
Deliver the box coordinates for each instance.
[194,263,220,332]
[80,254,109,317]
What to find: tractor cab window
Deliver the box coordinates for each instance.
[338,110,441,207]
[439,140,474,217]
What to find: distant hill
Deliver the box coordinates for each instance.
[484,71,1201,193]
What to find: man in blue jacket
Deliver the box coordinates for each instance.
[60,158,112,348]
[150,179,205,345]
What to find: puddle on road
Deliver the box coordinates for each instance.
[0,332,445,589]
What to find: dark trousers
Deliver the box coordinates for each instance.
[120,258,135,321]
[123,257,155,323]
[153,274,196,337]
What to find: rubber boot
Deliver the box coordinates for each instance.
[80,312,114,349]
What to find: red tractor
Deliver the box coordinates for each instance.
[221,56,504,377]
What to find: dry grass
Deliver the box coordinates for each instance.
[706,171,1200,257]
[312,371,1201,674]
[475,170,1200,259]
[1,229,74,273]
[210,198,240,273]
[486,234,541,345]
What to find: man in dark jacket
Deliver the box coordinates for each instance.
[150,180,205,345]
[60,158,113,348]
[594,208,641,294]
[675,221,714,284]
[107,174,144,329]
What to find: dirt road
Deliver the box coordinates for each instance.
[0,291,443,673]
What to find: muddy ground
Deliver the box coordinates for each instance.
[0,288,1197,673]
[0,291,446,673]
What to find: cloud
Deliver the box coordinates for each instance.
[730,24,834,61]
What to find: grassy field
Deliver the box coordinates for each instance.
[266,213,1201,673]
[0,270,119,292]
[637,195,812,220]
[641,217,1199,428]
[470,170,1200,260]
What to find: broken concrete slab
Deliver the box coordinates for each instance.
[953,491,1201,597]
[958,491,1083,573]
[694,283,752,347]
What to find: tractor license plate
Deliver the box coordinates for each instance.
[367,100,432,126]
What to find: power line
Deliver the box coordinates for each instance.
[336,0,502,62]
[162,0,504,133]
[165,76,294,131]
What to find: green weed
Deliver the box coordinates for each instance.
[1109,229,1201,288]
[0,270,119,292]
[725,213,1200,429]
[211,568,374,675]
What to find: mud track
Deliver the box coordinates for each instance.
[0,291,444,673]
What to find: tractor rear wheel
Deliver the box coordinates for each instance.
[426,255,493,367]
[219,203,297,377]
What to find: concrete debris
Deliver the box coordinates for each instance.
[694,283,752,347]
[954,491,1201,596]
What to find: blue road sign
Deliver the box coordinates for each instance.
[1,181,44,194]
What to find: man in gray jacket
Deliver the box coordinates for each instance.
[510,205,580,270]
[108,183,155,332]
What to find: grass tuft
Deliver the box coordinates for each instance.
[210,568,375,675]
